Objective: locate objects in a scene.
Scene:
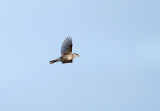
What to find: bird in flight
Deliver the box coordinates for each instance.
[50,37,80,64]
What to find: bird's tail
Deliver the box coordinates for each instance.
[49,58,60,64]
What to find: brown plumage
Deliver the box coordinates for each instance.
[50,37,80,64]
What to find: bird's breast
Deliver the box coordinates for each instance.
[62,55,73,60]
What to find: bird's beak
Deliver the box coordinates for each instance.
[78,55,80,57]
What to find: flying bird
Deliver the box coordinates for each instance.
[50,37,80,64]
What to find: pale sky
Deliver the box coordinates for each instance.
[0,0,160,111]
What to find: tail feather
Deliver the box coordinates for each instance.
[50,60,57,64]
[50,58,60,64]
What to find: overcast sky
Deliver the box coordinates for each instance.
[0,0,160,111]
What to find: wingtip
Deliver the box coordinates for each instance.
[67,36,72,39]
[66,36,72,41]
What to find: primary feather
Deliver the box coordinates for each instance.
[61,37,72,55]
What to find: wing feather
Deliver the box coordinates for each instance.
[61,37,72,55]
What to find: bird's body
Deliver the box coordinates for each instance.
[50,37,80,64]
[62,54,73,60]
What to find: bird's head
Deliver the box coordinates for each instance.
[73,53,80,58]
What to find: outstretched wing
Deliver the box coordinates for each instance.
[61,37,72,55]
